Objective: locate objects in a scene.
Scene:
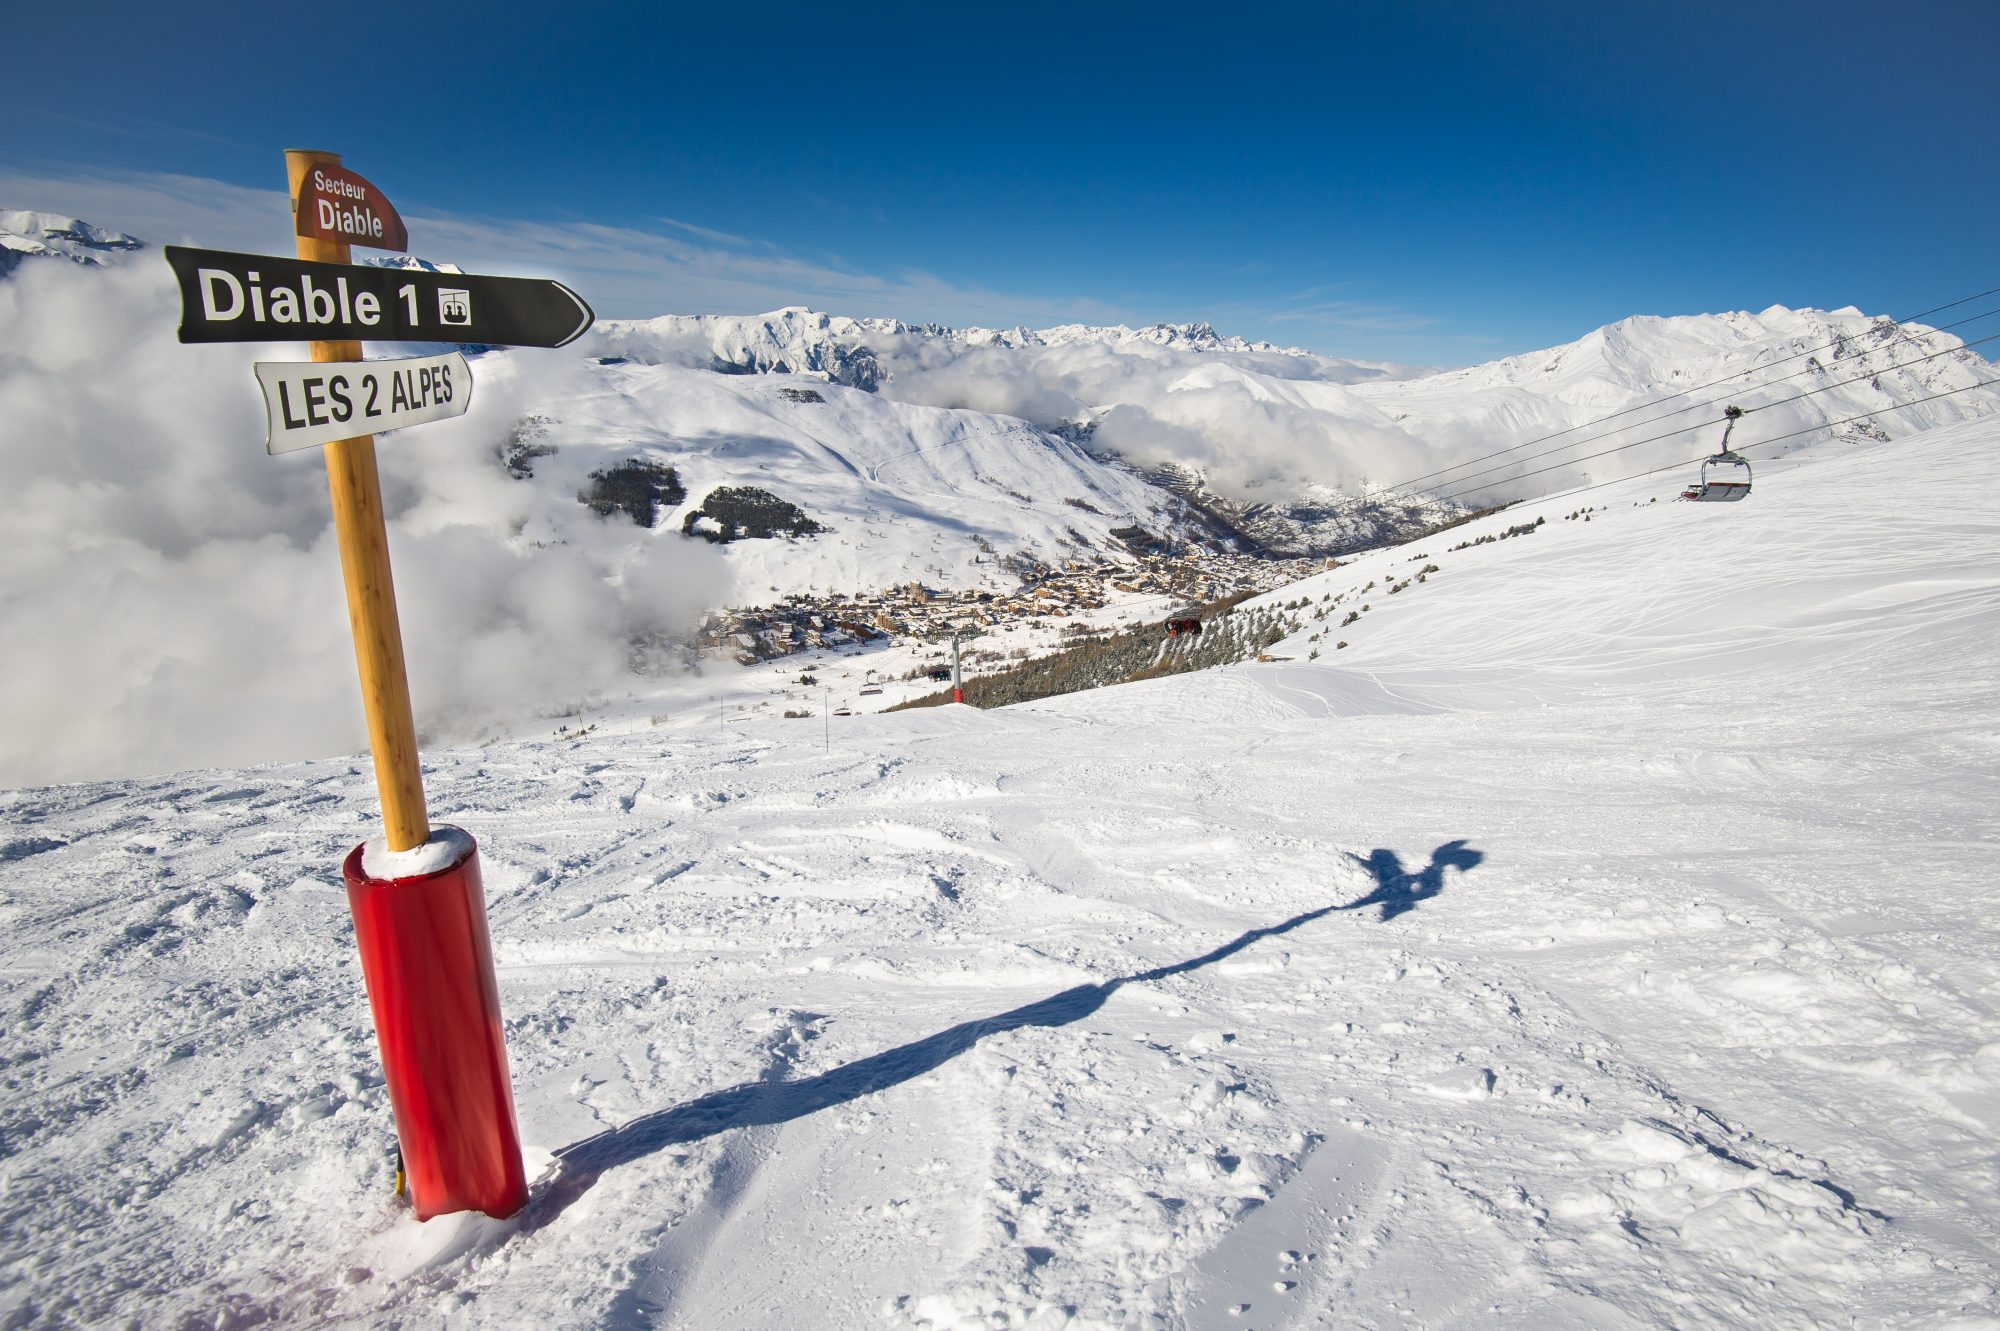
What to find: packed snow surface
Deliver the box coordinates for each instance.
[3,422,1998,1328]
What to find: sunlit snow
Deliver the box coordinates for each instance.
[4,418,1995,1328]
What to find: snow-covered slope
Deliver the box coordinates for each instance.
[361,255,466,275]
[516,355,1194,596]
[584,307,1458,556]
[1346,305,1998,504]
[5,417,1995,1329]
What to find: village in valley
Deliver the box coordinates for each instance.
[695,545,1342,672]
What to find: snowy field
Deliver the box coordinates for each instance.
[3,420,1997,1329]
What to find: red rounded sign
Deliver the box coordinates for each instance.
[295,162,408,253]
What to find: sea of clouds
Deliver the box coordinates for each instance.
[875,338,1431,499]
[0,259,723,786]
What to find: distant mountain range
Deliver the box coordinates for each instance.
[7,205,2000,783]
[583,301,1998,556]
[589,306,1412,395]
[6,208,1996,571]
[0,210,143,275]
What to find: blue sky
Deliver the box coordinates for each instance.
[5,0,1994,363]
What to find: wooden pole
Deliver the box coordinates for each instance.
[285,149,430,852]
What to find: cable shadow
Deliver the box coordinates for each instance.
[531,838,1483,1222]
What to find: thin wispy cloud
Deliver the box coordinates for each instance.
[1263,301,1437,333]
[1253,282,1438,333]
[1194,283,1440,351]
[655,215,755,248]
[0,164,1136,330]
[16,107,253,151]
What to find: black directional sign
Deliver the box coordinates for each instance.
[164,245,594,348]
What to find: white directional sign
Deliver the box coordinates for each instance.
[253,352,471,455]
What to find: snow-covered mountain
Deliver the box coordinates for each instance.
[5,209,2000,785]
[1344,304,1997,497]
[586,301,1999,552]
[0,209,143,275]
[6,208,1998,1326]
[587,307,1390,392]
[11,206,1995,561]
[504,355,1207,599]
[361,254,466,274]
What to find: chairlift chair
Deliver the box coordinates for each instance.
[1682,406,1753,502]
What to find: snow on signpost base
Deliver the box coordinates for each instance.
[343,827,528,1221]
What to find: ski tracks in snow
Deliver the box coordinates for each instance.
[5,508,2000,1327]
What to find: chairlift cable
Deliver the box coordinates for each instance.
[1427,329,2000,504]
[1413,320,2000,500]
[1733,328,2000,413]
[1401,304,2000,500]
[1382,287,2000,493]
[1439,377,1999,508]
[1375,282,2000,495]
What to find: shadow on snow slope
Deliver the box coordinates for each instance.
[1343,840,1482,921]
[535,839,1484,1220]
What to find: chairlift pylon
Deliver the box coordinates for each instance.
[1681,406,1753,502]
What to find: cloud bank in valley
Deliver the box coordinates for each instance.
[588,313,1453,502]
[0,259,724,786]
[872,340,1431,497]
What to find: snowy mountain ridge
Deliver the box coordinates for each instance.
[360,254,466,275]
[589,299,2000,502]
[579,296,2000,561]
[10,206,1995,533]
[0,208,143,275]
[588,306,1406,394]
[1359,303,1989,408]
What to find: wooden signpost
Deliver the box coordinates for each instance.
[165,150,597,1223]
[283,148,432,854]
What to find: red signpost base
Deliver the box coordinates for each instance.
[343,833,528,1221]
[953,688,964,704]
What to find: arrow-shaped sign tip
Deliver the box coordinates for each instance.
[553,283,595,347]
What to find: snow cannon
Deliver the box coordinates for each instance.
[342,827,529,1221]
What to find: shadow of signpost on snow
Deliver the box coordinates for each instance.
[1339,839,1484,921]
[533,838,1484,1220]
